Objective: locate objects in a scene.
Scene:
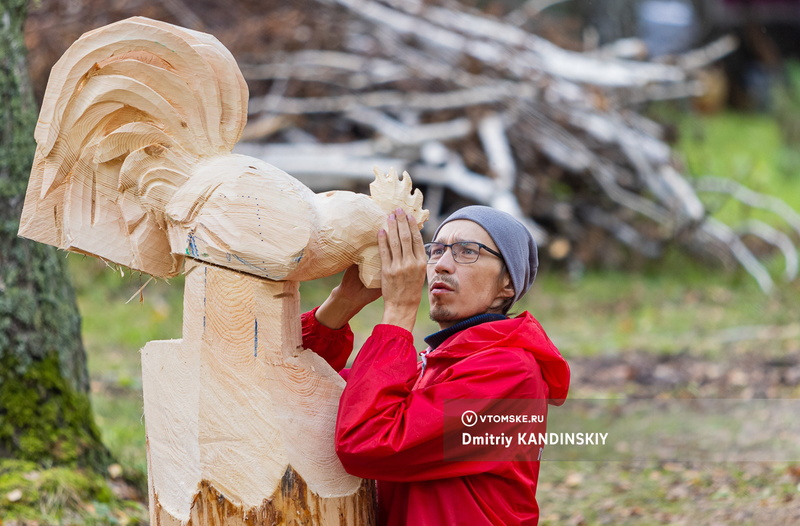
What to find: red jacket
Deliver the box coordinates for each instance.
[301,309,570,526]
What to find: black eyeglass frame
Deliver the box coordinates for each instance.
[423,241,503,264]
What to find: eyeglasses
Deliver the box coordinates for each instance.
[424,241,502,264]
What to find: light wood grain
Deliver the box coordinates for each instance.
[142,261,368,524]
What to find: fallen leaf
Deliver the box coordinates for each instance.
[667,484,690,501]
[7,489,23,502]
[23,471,40,482]
[567,512,586,525]
[108,463,124,479]
[565,472,583,487]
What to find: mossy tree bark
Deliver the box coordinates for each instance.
[0,0,110,470]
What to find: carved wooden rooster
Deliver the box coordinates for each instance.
[19,16,427,286]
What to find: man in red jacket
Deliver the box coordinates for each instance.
[302,205,570,526]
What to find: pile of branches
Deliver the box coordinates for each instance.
[26,0,800,291]
[228,0,798,291]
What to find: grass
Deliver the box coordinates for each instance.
[68,249,800,511]
[537,460,800,525]
[676,111,800,227]
[0,458,148,525]
[651,66,800,231]
[529,252,800,359]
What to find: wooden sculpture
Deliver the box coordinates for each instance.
[18,17,428,525]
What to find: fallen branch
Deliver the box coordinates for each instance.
[695,176,800,237]
[736,219,799,282]
[249,82,535,114]
[699,218,774,293]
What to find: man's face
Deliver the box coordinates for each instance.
[427,220,514,329]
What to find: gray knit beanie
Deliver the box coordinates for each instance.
[433,206,538,305]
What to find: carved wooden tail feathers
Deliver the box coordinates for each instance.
[19,16,247,277]
[19,15,428,286]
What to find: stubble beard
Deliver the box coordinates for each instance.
[429,304,457,324]
[428,274,459,324]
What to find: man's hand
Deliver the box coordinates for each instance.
[316,265,382,330]
[378,208,427,332]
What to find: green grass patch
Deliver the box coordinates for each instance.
[70,256,184,387]
[652,104,800,232]
[0,459,147,525]
[523,251,799,358]
[90,389,148,485]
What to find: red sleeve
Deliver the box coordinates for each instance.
[301,307,354,372]
[334,325,548,482]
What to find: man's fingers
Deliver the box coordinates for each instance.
[395,209,414,257]
[384,209,426,267]
[377,228,392,267]
[407,213,426,261]
[387,213,403,257]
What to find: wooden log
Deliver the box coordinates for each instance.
[142,261,375,525]
[736,219,799,282]
[326,0,688,86]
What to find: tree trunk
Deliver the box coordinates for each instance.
[0,0,109,470]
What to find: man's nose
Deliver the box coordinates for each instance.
[432,247,456,273]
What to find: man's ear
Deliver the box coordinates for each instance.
[497,271,514,299]
[500,281,514,299]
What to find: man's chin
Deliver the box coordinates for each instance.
[429,306,460,325]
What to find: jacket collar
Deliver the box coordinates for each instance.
[423,313,507,350]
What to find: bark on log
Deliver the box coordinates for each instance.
[0,0,110,470]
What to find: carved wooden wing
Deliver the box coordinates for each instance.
[20,16,248,277]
